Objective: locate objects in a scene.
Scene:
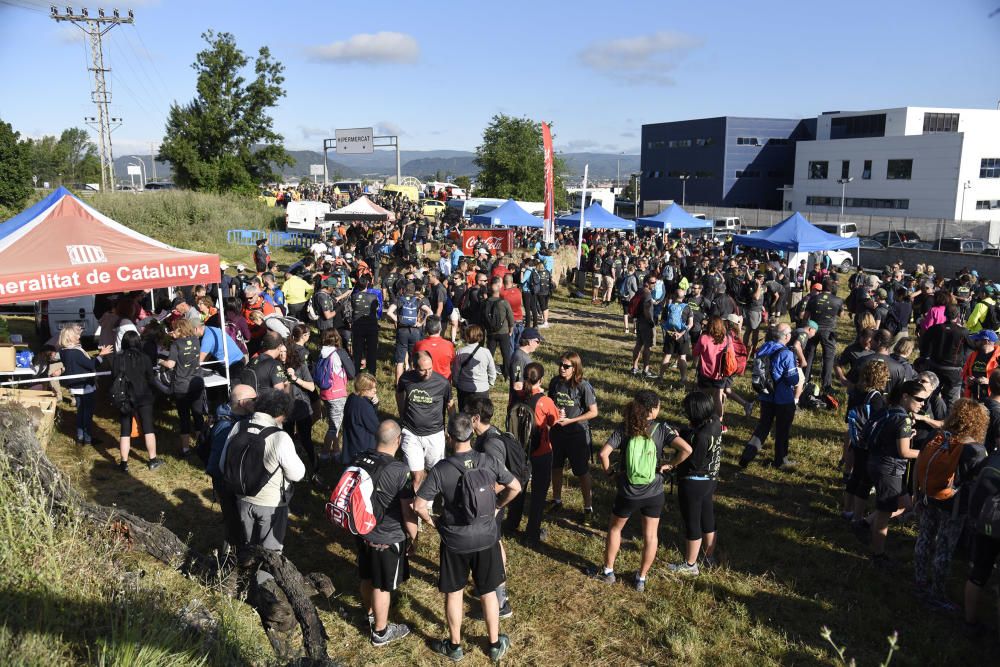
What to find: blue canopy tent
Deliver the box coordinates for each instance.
[731,212,859,252]
[470,198,543,228]
[636,203,713,231]
[556,204,634,230]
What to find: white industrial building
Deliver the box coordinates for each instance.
[784,107,1000,223]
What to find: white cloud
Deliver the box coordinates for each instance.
[375,121,405,136]
[299,126,331,139]
[579,31,703,86]
[306,32,419,64]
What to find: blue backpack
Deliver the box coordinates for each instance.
[312,354,334,391]
[847,390,882,448]
[399,295,419,327]
[664,302,687,332]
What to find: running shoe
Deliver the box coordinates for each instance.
[147,457,165,471]
[489,635,511,662]
[498,601,513,619]
[667,561,700,577]
[119,460,130,473]
[371,622,410,647]
[430,638,465,662]
[582,508,594,527]
[588,567,616,584]
[634,575,647,592]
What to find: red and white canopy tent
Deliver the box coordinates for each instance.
[323,195,395,223]
[0,187,232,386]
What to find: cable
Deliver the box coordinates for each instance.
[127,24,174,106]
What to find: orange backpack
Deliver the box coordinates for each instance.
[916,432,964,502]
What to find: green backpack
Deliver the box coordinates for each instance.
[624,424,659,485]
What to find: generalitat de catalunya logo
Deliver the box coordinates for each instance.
[66,245,108,266]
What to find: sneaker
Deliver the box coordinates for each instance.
[738,444,759,468]
[634,575,647,592]
[371,622,410,647]
[631,367,640,376]
[667,561,700,577]
[589,567,616,584]
[546,499,564,514]
[777,459,797,472]
[367,612,375,629]
[643,370,658,379]
[147,457,165,471]
[498,601,513,619]
[119,460,130,473]
[721,424,729,433]
[488,634,511,662]
[430,638,465,662]
[582,508,594,527]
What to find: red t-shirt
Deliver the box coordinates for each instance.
[501,287,523,321]
[530,387,560,457]
[414,336,455,380]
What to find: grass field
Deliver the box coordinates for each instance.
[28,290,993,666]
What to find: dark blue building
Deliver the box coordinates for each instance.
[640,116,815,210]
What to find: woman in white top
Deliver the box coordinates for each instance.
[452,323,497,412]
[113,297,140,353]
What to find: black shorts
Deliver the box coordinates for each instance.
[697,374,726,389]
[551,430,590,476]
[869,460,906,512]
[356,538,410,592]
[612,492,665,519]
[537,295,550,311]
[636,322,654,348]
[662,331,691,357]
[438,541,506,594]
[393,327,422,363]
[845,448,875,500]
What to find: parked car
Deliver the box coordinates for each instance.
[825,250,855,272]
[35,296,98,340]
[933,237,987,253]
[872,230,921,246]
[421,200,446,218]
[815,222,859,238]
[859,238,884,249]
[890,240,935,250]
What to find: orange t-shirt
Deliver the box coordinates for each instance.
[530,386,560,457]
[414,336,455,380]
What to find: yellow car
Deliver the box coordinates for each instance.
[421,200,446,218]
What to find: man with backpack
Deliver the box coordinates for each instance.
[413,413,522,663]
[385,281,432,384]
[240,332,289,394]
[220,390,305,553]
[739,324,801,471]
[631,275,658,378]
[349,274,384,375]
[483,278,515,382]
[966,285,999,334]
[468,396,528,619]
[619,263,639,335]
[658,288,693,387]
[534,257,553,328]
[333,419,418,647]
[919,305,969,408]
[205,384,256,556]
[520,257,541,329]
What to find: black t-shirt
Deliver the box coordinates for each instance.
[854,352,910,394]
[397,369,451,435]
[547,378,597,443]
[417,450,514,553]
[473,425,508,470]
[870,406,914,467]
[806,292,843,330]
[366,454,415,545]
[428,282,448,315]
[168,335,201,394]
[920,322,968,367]
[314,290,336,330]
[677,418,722,479]
[245,354,287,391]
[606,420,680,500]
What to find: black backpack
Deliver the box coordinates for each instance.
[445,454,497,525]
[351,290,378,323]
[110,353,135,414]
[505,393,542,457]
[751,349,780,396]
[497,431,530,485]
[981,300,1000,331]
[239,356,269,393]
[535,267,551,296]
[223,422,281,497]
[483,299,506,334]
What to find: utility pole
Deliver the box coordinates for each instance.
[51,6,134,193]
[150,142,157,180]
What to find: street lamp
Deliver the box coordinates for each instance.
[837,177,853,217]
[960,180,972,222]
[678,173,690,207]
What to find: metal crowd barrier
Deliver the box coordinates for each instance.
[226,229,320,249]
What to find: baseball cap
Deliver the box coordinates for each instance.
[811,282,823,291]
[219,261,229,270]
[876,288,887,299]
[805,319,819,330]
[972,330,999,343]
[723,313,742,325]
[986,285,997,295]
[236,263,246,271]
[520,328,545,343]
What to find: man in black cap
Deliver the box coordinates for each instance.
[509,327,544,406]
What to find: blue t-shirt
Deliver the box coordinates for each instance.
[200,326,245,366]
[756,341,799,405]
[539,254,555,272]
[450,248,464,270]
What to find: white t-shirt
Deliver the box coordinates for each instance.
[221,412,305,507]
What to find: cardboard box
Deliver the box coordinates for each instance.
[0,345,14,373]
[0,388,58,450]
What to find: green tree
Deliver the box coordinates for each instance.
[0,119,32,211]
[57,128,100,184]
[453,175,471,193]
[25,135,66,186]
[474,115,568,209]
[158,30,293,194]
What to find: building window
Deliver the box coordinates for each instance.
[841,160,850,180]
[830,113,887,139]
[808,161,829,179]
[807,196,909,210]
[862,160,872,180]
[887,159,913,180]
[766,138,792,146]
[646,140,665,150]
[694,171,714,179]
[736,137,760,146]
[923,113,960,133]
[667,170,685,178]
[977,200,1000,210]
[981,158,1000,179]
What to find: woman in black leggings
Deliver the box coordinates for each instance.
[114,331,162,472]
[669,391,723,576]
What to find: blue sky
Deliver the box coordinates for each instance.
[1,0,998,157]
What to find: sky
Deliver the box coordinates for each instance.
[0,0,998,159]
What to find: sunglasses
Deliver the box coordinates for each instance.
[560,363,573,370]
[910,395,928,404]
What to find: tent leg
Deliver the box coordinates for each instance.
[216,290,231,394]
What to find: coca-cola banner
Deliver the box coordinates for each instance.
[460,228,513,256]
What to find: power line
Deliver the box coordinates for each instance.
[50,6,134,192]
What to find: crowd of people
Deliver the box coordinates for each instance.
[35,190,1000,661]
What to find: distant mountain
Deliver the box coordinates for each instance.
[112,154,173,182]
[118,149,641,183]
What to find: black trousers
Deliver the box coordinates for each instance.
[487,333,513,381]
[352,324,379,376]
[804,328,836,389]
[504,452,551,543]
[522,292,539,328]
[929,363,962,411]
[748,401,796,465]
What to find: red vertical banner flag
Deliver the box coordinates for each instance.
[541,121,555,242]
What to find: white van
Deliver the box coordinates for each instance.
[815,222,859,238]
[713,217,742,233]
[35,296,98,340]
[285,200,332,232]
